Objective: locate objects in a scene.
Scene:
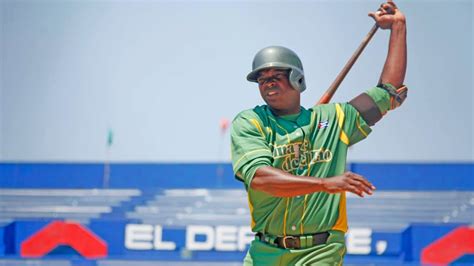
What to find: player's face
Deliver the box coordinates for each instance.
[257,68,301,116]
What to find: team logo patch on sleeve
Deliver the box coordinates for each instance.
[318,120,329,129]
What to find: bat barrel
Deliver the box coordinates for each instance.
[317,24,379,104]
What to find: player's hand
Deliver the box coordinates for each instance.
[368,1,406,30]
[322,171,375,197]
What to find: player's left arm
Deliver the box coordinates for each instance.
[349,1,408,127]
[372,1,407,88]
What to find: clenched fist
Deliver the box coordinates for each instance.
[369,1,406,30]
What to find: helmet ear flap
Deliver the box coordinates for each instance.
[289,69,306,92]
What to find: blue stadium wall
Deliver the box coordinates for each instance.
[0,162,473,265]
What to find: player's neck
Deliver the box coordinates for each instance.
[270,106,301,117]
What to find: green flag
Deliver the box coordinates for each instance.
[107,129,113,147]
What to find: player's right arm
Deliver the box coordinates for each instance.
[252,166,375,198]
[231,109,374,198]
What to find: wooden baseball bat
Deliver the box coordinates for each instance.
[317,24,379,105]
[317,2,396,105]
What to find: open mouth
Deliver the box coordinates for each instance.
[267,91,278,96]
[265,87,280,97]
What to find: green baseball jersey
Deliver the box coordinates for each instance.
[231,86,391,237]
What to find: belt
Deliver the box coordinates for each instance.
[256,232,330,249]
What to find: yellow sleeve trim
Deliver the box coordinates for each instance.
[250,118,265,138]
[233,149,270,169]
[335,104,344,128]
[335,104,350,145]
[340,132,350,145]
[355,113,368,137]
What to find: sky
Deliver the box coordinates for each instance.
[0,0,472,162]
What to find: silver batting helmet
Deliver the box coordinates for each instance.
[247,46,306,92]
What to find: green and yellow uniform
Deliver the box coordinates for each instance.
[231,86,392,265]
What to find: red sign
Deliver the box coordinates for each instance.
[421,226,474,265]
[21,221,108,259]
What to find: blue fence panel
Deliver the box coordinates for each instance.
[1,162,472,190]
[350,163,474,190]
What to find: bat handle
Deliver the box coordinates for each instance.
[317,24,380,105]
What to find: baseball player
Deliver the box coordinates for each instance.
[231,2,407,265]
